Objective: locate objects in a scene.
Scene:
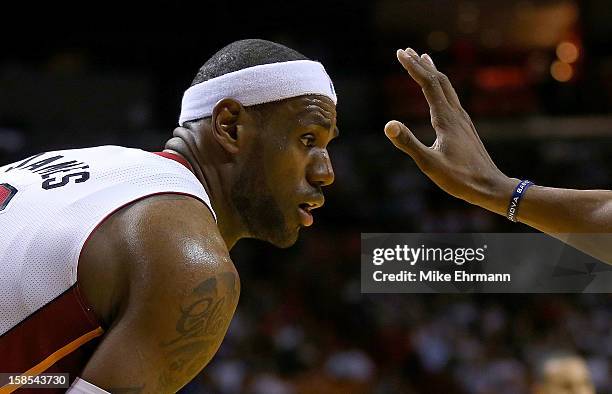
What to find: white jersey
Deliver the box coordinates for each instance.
[0,145,215,337]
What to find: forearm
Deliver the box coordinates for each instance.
[476,176,612,263]
[477,176,612,232]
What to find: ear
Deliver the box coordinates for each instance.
[211,98,245,154]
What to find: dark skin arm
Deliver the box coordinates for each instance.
[385,48,612,264]
[77,194,240,393]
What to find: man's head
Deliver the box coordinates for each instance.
[532,351,595,394]
[181,39,338,248]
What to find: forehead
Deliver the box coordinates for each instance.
[281,95,337,128]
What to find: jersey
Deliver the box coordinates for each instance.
[0,146,215,393]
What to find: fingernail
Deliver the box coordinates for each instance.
[385,122,401,138]
[397,49,406,58]
[405,48,418,57]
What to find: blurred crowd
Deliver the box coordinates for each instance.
[185,288,611,393]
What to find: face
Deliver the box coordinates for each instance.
[536,357,595,394]
[230,95,338,248]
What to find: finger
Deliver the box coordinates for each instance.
[421,53,462,110]
[384,120,431,166]
[421,53,489,154]
[396,48,449,117]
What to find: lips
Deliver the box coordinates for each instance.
[298,205,314,227]
[297,199,323,227]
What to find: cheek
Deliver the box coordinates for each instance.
[263,134,295,169]
[262,145,307,190]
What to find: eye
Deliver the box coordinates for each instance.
[300,133,316,147]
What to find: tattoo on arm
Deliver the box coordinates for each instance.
[158,271,240,390]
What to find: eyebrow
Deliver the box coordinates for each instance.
[301,114,338,139]
[306,115,331,129]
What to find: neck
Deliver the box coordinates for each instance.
[163,128,246,249]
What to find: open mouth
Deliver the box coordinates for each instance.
[299,202,316,212]
[298,203,315,226]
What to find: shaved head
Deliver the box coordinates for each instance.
[532,352,595,394]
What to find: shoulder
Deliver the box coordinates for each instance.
[78,193,237,327]
[118,192,229,263]
[116,193,224,252]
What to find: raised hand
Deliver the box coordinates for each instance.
[384,48,511,208]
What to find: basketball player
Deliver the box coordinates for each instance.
[531,352,595,394]
[0,39,338,393]
[385,48,612,264]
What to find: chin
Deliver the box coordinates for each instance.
[267,227,300,249]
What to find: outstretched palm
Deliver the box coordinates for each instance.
[385,48,508,207]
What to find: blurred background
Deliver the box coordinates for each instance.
[2,0,612,392]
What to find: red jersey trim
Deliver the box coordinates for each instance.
[0,327,104,393]
[0,284,104,391]
[152,151,193,172]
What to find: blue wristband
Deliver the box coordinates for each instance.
[507,180,533,222]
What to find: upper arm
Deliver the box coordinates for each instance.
[80,194,240,393]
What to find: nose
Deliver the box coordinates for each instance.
[307,149,335,187]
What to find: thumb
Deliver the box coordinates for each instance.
[384,120,429,161]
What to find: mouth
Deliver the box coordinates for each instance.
[297,201,321,227]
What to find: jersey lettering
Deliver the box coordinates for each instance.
[4,153,91,190]
[42,172,90,190]
[3,153,44,173]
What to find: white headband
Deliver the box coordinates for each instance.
[178,60,337,125]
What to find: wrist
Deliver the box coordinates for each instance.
[469,174,518,216]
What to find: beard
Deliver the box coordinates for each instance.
[230,149,299,248]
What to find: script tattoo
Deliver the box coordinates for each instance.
[158,271,239,390]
